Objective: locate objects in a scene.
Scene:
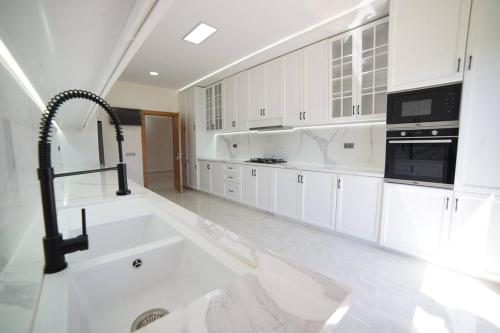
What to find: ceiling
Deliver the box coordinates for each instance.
[0,0,164,129]
[120,0,389,89]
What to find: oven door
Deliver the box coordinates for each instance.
[384,138,458,187]
[387,84,461,126]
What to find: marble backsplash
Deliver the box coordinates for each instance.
[216,123,386,169]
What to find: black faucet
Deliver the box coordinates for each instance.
[38,90,131,274]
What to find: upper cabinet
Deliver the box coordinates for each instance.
[248,58,284,124]
[387,0,472,92]
[330,18,389,123]
[205,82,223,132]
[223,71,249,132]
[454,0,500,195]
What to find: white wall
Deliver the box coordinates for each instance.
[145,115,174,173]
[100,81,179,185]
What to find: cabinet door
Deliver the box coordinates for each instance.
[255,167,275,212]
[213,82,223,131]
[264,57,284,119]
[211,162,224,196]
[454,0,500,195]
[241,165,256,206]
[300,171,335,229]
[330,32,356,122]
[358,19,389,120]
[283,50,304,126]
[205,87,214,131]
[380,183,452,258]
[198,161,212,193]
[223,76,236,130]
[446,192,500,278]
[248,65,265,121]
[188,160,198,189]
[388,0,471,92]
[303,40,328,125]
[335,175,382,242]
[274,168,301,219]
[234,71,249,131]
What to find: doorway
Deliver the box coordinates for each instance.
[141,110,183,193]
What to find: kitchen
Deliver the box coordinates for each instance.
[1,0,499,332]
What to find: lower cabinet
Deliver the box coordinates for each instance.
[300,171,336,229]
[211,162,224,196]
[380,183,452,258]
[335,174,382,242]
[241,166,274,211]
[447,191,500,278]
[274,169,301,219]
[187,159,198,189]
[198,160,212,193]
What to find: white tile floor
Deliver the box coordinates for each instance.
[153,184,500,333]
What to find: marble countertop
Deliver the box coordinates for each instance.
[28,173,351,333]
[198,157,384,178]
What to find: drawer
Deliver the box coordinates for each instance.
[224,182,241,201]
[224,164,239,172]
[224,170,240,184]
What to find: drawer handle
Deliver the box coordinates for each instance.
[228,176,233,179]
[228,190,234,193]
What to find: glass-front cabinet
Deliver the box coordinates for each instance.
[205,82,223,132]
[330,18,389,122]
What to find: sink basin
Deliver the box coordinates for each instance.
[68,236,243,333]
[67,214,178,262]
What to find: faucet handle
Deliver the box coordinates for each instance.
[81,208,87,236]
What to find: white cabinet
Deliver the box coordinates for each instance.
[274,168,301,219]
[447,191,500,279]
[179,87,200,189]
[454,0,500,195]
[330,18,389,122]
[211,162,224,197]
[335,174,383,242]
[223,72,249,131]
[387,0,471,92]
[300,171,336,229]
[205,82,223,132]
[303,40,328,125]
[380,183,452,258]
[241,166,275,210]
[198,160,212,193]
[283,50,303,126]
[284,41,328,127]
[241,165,256,206]
[248,58,284,122]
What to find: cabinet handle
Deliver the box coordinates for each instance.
[303,112,306,120]
[300,175,304,183]
[299,112,302,120]
[228,189,234,193]
[337,178,341,189]
[228,176,233,179]
[468,55,472,70]
[352,106,355,116]
[457,58,461,72]
[207,164,210,170]
[445,197,449,210]
[455,198,459,211]
[297,174,301,183]
[356,105,360,115]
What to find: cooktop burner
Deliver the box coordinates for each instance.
[245,158,287,164]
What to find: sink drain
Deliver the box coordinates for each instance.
[131,308,169,332]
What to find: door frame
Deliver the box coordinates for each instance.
[140,110,183,192]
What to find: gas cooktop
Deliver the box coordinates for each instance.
[245,158,287,164]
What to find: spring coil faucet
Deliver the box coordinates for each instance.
[38,90,131,274]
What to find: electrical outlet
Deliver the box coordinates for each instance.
[344,143,354,149]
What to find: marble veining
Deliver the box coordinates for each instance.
[216,124,386,170]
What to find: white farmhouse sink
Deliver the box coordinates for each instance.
[68,236,241,333]
[67,214,178,262]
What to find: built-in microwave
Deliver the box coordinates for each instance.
[386,83,461,128]
[384,128,458,188]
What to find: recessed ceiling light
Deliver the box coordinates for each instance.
[183,22,217,45]
[149,71,159,76]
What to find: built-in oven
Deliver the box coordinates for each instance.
[384,128,458,188]
[387,83,461,128]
